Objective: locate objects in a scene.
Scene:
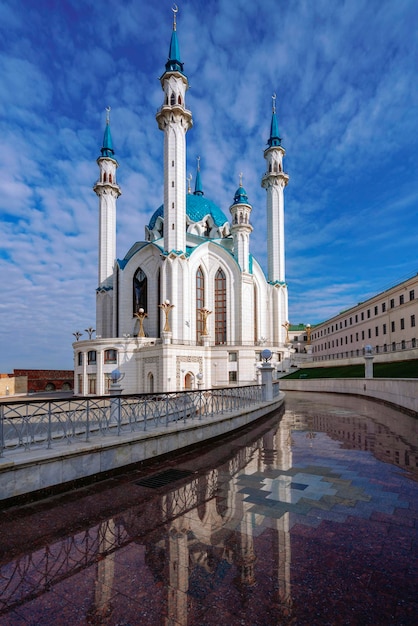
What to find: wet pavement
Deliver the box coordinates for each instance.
[0,391,417,625]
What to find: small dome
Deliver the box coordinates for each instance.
[233,185,249,205]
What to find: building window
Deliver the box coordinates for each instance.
[375,345,379,353]
[367,309,370,318]
[133,268,147,315]
[88,374,96,394]
[196,266,205,341]
[411,315,416,328]
[361,312,364,321]
[401,318,405,330]
[374,306,378,315]
[344,319,347,327]
[400,294,404,305]
[392,342,396,351]
[228,352,237,362]
[228,371,237,383]
[410,290,415,301]
[390,299,395,308]
[401,340,406,349]
[77,352,83,366]
[375,327,379,337]
[361,331,365,340]
[356,332,359,341]
[87,350,96,365]
[214,268,227,344]
[104,349,117,364]
[383,324,387,335]
[412,338,416,348]
[382,303,386,312]
[368,329,371,339]
[383,344,387,352]
[391,321,395,332]
[355,314,358,323]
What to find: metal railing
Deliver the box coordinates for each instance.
[0,385,267,457]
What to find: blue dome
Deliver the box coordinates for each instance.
[148,195,229,230]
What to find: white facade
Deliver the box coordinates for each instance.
[310,274,418,362]
[73,14,290,395]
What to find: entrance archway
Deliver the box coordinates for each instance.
[184,373,194,390]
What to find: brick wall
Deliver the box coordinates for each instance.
[13,370,74,393]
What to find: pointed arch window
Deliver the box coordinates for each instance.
[133,268,147,316]
[170,93,175,105]
[196,266,205,341]
[215,268,227,344]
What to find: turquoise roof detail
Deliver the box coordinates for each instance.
[100,123,115,158]
[165,24,184,74]
[268,109,282,148]
[194,168,203,195]
[233,185,249,205]
[148,195,229,230]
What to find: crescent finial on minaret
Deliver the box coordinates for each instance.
[239,172,243,187]
[272,93,276,114]
[106,106,111,125]
[197,155,201,171]
[187,173,192,194]
[172,4,178,30]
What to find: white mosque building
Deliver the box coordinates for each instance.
[73,11,290,395]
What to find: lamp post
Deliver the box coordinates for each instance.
[282,320,290,344]
[134,308,147,337]
[364,345,374,379]
[73,331,83,341]
[85,327,96,340]
[159,300,174,332]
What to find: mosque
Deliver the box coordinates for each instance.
[73,10,290,395]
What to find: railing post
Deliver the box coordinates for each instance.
[47,403,52,449]
[0,404,4,457]
[143,398,147,431]
[86,400,90,442]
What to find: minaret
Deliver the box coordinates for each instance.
[156,7,193,254]
[93,107,121,288]
[261,95,289,284]
[229,174,253,273]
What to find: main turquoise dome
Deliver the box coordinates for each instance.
[148,194,229,230]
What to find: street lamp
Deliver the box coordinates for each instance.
[85,327,96,340]
[159,299,175,332]
[135,308,148,337]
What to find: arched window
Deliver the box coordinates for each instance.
[170,93,175,105]
[196,266,205,341]
[104,349,117,364]
[215,268,227,344]
[109,173,112,183]
[103,172,107,182]
[133,268,147,315]
[148,373,154,393]
[178,95,182,105]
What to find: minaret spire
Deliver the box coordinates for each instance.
[261,94,289,345]
[229,174,253,273]
[93,108,121,289]
[194,156,204,196]
[156,7,193,254]
[261,95,288,284]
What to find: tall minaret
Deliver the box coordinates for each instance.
[156,6,193,254]
[261,95,289,284]
[93,108,121,289]
[229,174,253,273]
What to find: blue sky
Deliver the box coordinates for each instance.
[1,0,417,371]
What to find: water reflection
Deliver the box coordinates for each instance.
[0,392,417,625]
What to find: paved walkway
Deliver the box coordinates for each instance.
[0,392,417,625]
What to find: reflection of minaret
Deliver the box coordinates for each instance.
[166,524,189,626]
[90,519,116,620]
[272,413,294,610]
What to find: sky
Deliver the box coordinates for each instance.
[1,0,417,371]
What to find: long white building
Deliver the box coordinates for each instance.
[73,11,290,395]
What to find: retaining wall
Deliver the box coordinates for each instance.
[279,378,418,415]
[0,395,284,502]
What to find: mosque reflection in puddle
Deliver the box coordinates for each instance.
[1,393,417,625]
